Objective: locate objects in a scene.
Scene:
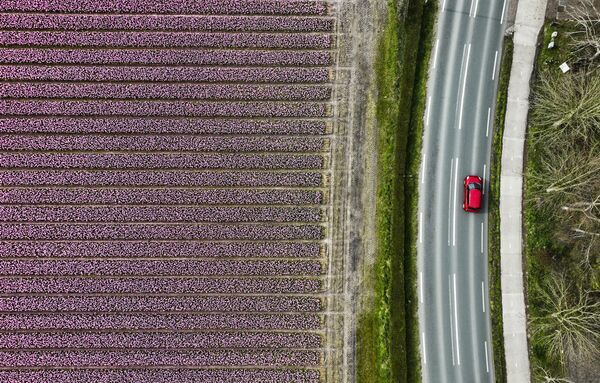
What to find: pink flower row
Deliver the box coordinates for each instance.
[0,349,320,367]
[0,48,332,66]
[0,296,322,312]
[0,117,327,134]
[0,188,323,205]
[0,331,321,349]
[0,369,320,383]
[0,0,329,16]
[0,66,330,83]
[0,100,328,117]
[0,153,324,169]
[0,135,326,152]
[0,14,333,32]
[0,206,323,223]
[0,170,323,187]
[1,277,322,294]
[0,241,321,258]
[0,313,322,330]
[1,83,331,101]
[0,259,322,276]
[0,31,332,49]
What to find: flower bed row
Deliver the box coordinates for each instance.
[0,170,324,187]
[0,296,322,312]
[0,118,328,134]
[1,277,322,294]
[0,349,321,367]
[0,66,330,83]
[0,369,320,383]
[0,48,333,66]
[0,241,321,258]
[1,31,332,49]
[1,83,331,101]
[0,14,333,32]
[0,331,321,349]
[0,135,327,152]
[0,206,323,223]
[0,153,324,169]
[0,188,323,205]
[0,0,329,16]
[0,259,322,276]
[0,313,322,330]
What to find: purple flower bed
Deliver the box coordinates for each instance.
[0,153,324,170]
[0,331,322,349]
[0,369,320,383]
[0,188,323,205]
[0,14,334,32]
[1,0,334,375]
[0,117,328,135]
[0,241,321,258]
[0,48,332,66]
[0,349,321,367]
[0,206,323,223]
[0,259,322,276]
[0,135,327,152]
[0,65,330,83]
[0,100,329,117]
[0,0,329,16]
[0,170,323,187]
[0,296,322,312]
[0,31,332,49]
[0,277,322,294]
[0,313,322,331]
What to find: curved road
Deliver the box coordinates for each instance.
[418,0,507,382]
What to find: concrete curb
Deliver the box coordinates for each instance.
[500,0,547,382]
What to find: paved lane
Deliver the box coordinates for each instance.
[418,0,506,382]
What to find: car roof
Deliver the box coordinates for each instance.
[469,188,482,208]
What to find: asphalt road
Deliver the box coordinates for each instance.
[418,0,506,382]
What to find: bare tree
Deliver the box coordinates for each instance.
[531,272,600,365]
[568,0,600,69]
[531,70,600,147]
[533,366,574,383]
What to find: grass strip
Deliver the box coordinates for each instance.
[355,0,426,382]
[488,36,513,383]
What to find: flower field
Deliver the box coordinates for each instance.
[0,0,335,382]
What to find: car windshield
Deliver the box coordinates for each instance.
[468,183,481,190]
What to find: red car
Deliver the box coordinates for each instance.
[463,175,482,212]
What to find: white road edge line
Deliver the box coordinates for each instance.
[482,164,486,195]
[442,0,447,11]
[500,0,507,24]
[484,341,490,373]
[453,273,461,365]
[420,272,424,303]
[492,50,498,80]
[482,281,486,312]
[452,157,459,247]
[421,156,426,184]
[486,107,491,137]
[448,276,456,366]
[419,212,423,244]
[426,95,432,126]
[481,222,484,254]
[422,332,427,365]
[432,39,440,69]
[458,44,471,130]
[469,0,474,17]
[473,0,479,18]
[448,158,454,246]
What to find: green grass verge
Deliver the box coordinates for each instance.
[355,0,427,382]
[487,36,513,383]
[405,1,438,382]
